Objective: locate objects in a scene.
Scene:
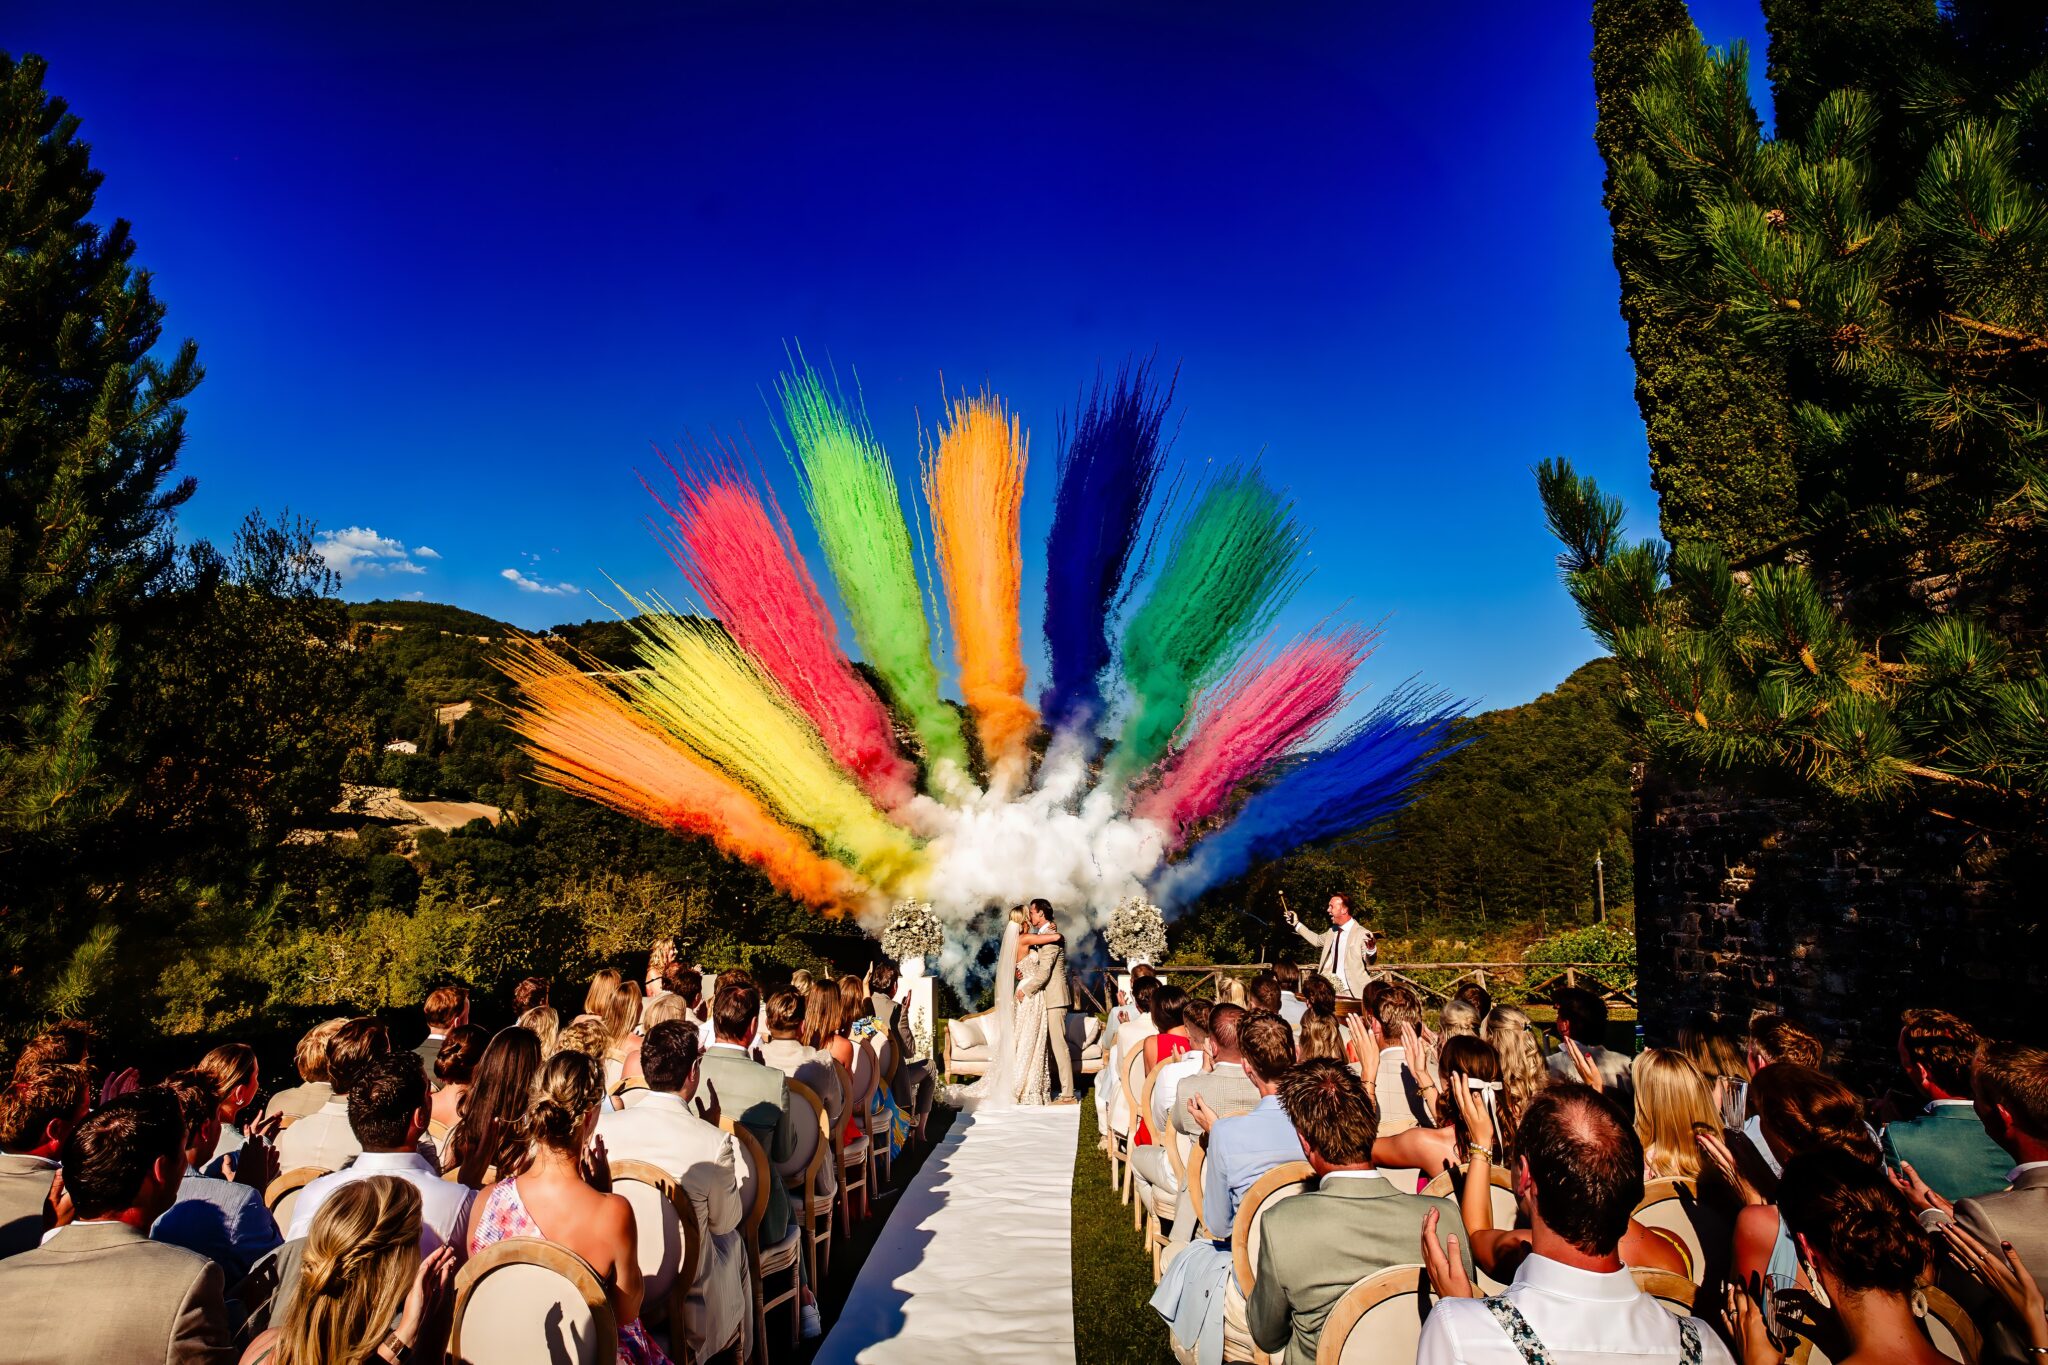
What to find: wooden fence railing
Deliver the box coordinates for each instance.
[1072,961,1636,1016]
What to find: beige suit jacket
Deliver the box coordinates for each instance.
[1291,919,1374,996]
[0,1220,233,1364]
[1029,932,1073,1009]
[698,1046,797,1244]
[0,1154,57,1259]
[1169,1063,1261,1137]
[596,1091,745,1238]
[1955,1164,2048,1364]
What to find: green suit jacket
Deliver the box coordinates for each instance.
[1881,1103,2011,1202]
[1246,1173,1470,1365]
[699,1046,798,1245]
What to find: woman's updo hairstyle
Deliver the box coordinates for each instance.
[1778,1146,1932,1295]
[275,1176,422,1365]
[1748,1063,1874,1162]
[524,1050,605,1153]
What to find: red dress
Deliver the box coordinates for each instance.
[1135,1032,1192,1146]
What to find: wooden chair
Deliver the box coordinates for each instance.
[1420,1163,1518,1231]
[1133,1058,1179,1258]
[1632,1178,1708,1287]
[449,1236,619,1365]
[851,1039,890,1190]
[1118,1046,1149,1206]
[1186,1139,1212,1240]
[1314,1265,1431,1365]
[1921,1285,1982,1365]
[833,1057,872,1226]
[1630,1267,1698,1316]
[1226,1161,1315,1364]
[263,1166,329,1233]
[781,1079,834,1289]
[607,1159,699,1356]
[722,1118,803,1365]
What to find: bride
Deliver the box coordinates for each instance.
[955,906,1063,1110]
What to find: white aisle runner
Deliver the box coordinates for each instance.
[813,1104,1080,1365]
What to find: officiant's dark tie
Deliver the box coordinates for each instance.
[1322,934,1338,976]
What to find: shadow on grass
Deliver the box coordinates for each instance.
[1071,1099,1176,1365]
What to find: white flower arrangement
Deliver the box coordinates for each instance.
[879,899,944,962]
[1105,895,1167,966]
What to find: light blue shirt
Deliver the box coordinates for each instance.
[151,1166,281,1284]
[1202,1094,1299,1239]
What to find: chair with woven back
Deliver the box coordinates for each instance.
[1313,1265,1431,1365]
[449,1236,620,1365]
[1223,1160,1316,1365]
[723,1117,803,1365]
[832,1057,872,1226]
[606,1158,701,1361]
[780,1079,834,1288]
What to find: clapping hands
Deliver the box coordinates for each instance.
[396,1245,458,1364]
[1420,1208,1476,1299]
[1562,1038,1603,1092]
[1344,1014,1380,1078]
[1940,1225,2048,1350]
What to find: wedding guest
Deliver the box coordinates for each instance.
[1747,1014,1824,1073]
[265,1019,347,1127]
[1105,976,1162,1140]
[1249,1058,1471,1365]
[446,1027,542,1182]
[640,991,691,1034]
[415,985,469,1085]
[1724,1147,1948,1365]
[513,975,551,1014]
[1882,1007,2009,1201]
[698,980,801,1305]
[671,970,706,1028]
[242,1177,455,1365]
[601,980,646,1091]
[0,1064,90,1258]
[152,1072,281,1283]
[596,1022,750,1359]
[1438,997,1483,1041]
[1135,984,1193,1146]
[7,1021,93,1083]
[1127,992,1205,1211]
[1716,1062,1878,1291]
[871,962,934,1137]
[761,988,846,1149]
[0,1088,235,1364]
[1418,1084,1732,1365]
[519,1004,561,1055]
[1298,1013,1347,1065]
[790,969,814,996]
[1372,1035,1516,1179]
[1680,1016,1753,1131]
[1273,961,1309,1031]
[467,1051,671,1364]
[276,1017,388,1174]
[1248,972,1285,1016]
[288,1052,475,1255]
[554,1015,612,1063]
[1368,984,1429,1136]
[428,1023,488,1152]
[1632,1048,1722,1181]
[585,967,625,1023]
[805,983,855,1074]
[1453,981,1494,1028]
[1545,988,1632,1097]
[1172,1004,1260,1135]
[195,1043,261,1176]
[1484,1005,1548,1127]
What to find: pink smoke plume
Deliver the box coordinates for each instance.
[1134,625,1377,847]
[647,448,919,811]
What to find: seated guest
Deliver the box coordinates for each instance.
[243,1177,455,1365]
[467,1052,672,1364]
[1418,1084,1733,1365]
[415,986,469,1087]
[513,975,551,1014]
[1545,988,1632,1097]
[0,1064,90,1258]
[287,1053,475,1255]
[428,1023,488,1151]
[1725,1148,1948,1365]
[1882,1007,2009,1201]
[1172,1004,1260,1135]
[6,1022,93,1084]
[1438,996,1483,1041]
[870,962,933,1138]
[596,1022,749,1359]
[1150,1010,1302,1363]
[1104,976,1161,1140]
[1453,981,1494,1028]
[805,983,855,1075]
[445,1026,542,1181]
[585,967,626,1023]
[760,988,847,1163]
[195,1044,261,1176]
[790,968,814,996]
[1128,997,1207,1212]
[1372,1035,1516,1179]
[1136,985,1194,1146]
[554,1015,612,1063]
[265,1019,347,1127]
[1484,1005,1549,1127]
[1368,984,1430,1136]
[152,1072,281,1283]
[1273,961,1308,1031]
[1249,1058,1472,1365]
[698,980,802,1301]
[1297,1013,1346,1065]
[0,1088,235,1363]
[1631,1047,1722,1181]
[1679,1016,1752,1132]
[519,1004,561,1055]
[276,1017,388,1174]
[1717,1062,1878,1292]
[601,979,646,1091]
[1748,1013,1825,1073]
[1248,972,1284,1018]
[670,970,707,1029]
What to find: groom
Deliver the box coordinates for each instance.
[1024,898,1078,1104]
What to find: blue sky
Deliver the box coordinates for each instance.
[17,0,1772,712]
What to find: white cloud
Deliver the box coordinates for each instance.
[315,526,431,581]
[399,590,428,601]
[413,545,441,560]
[501,567,580,597]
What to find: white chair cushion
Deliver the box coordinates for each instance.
[950,1017,987,1049]
[760,1225,802,1275]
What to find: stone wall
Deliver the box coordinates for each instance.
[1633,765,2047,1088]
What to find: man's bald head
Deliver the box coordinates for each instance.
[1207,1003,1245,1061]
[1518,1083,1644,1257]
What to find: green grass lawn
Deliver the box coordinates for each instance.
[1072,1098,1178,1365]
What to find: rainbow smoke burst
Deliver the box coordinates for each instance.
[501,360,1466,957]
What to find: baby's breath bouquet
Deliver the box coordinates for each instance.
[1105,895,1167,966]
[880,899,944,962]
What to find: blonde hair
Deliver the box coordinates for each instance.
[1298,1013,1346,1064]
[552,1016,610,1062]
[600,979,644,1054]
[1437,998,1482,1040]
[525,1051,605,1156]
[274,1176,421,1365]
[583,968,623,1020]
[197,1043,258,1118]
[294,1018,351,1085]
[805,984,847,1050]
[518,1005,560,1055]
[1483,1005,1547,1124]
[1008,906,1027,927]
[642,993,690,1031]
[1632,1048,1722,1180]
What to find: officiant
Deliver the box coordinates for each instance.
[1282,892,1376,1001]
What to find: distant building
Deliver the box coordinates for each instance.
[383,739,419,754]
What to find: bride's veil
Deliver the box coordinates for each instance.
[956,915,1021,1109]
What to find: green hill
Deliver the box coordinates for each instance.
[349,599,515,636]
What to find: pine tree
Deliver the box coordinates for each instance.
[1,53,201,851]
[1551,9,2048,804]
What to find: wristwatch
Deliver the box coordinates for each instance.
[379,1331,415,1365]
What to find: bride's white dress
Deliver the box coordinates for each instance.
[1010,947,1053,1106]
[951,919,1054,1111]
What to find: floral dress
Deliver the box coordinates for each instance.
[849,1017,910,1158]
[469,1179,672,1365]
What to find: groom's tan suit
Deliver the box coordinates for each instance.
[1024,923,1077,1101]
